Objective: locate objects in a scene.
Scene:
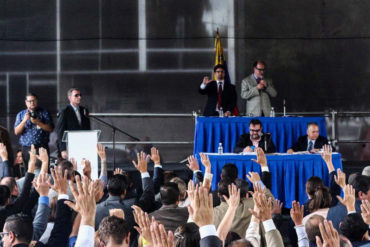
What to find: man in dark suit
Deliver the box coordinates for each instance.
[287,122,329,153]
[199,64,237,116]
[56,88,91,159]
[233,119,276,153]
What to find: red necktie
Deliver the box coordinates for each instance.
[257,77,261,83]
[217,82,222,109]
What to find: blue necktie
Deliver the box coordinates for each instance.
[308,141,313,151]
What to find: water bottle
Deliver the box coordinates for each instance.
[270,107,275,117]
[218,142,223,154]
[219,107,224,117]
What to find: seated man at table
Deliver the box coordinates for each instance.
[233,119,276,153]
[287,122,329,153]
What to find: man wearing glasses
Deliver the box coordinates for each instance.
[14,93,54,166]
[199,64,237,116]
[241,61,277,116]
[56,88,90,159]
[233,119,276,153]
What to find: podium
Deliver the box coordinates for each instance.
[62,130,101,180]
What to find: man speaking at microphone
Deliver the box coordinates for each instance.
[56,88,90,159]
[241,61,277,116]
[233,119,276,153]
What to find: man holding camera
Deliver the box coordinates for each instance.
[14,93,54,167]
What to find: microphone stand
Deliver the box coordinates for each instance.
[89,115,140,170]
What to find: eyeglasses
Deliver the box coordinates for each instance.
[255,68,265,71]
[73,94,82,97]
[250,129,261,132]
[0,232,11,240]
[26,100,37,103]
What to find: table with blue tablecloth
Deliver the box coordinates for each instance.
[196,153,342,208]
[193,116,327,154]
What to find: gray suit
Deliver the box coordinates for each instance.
[241,74,277,116]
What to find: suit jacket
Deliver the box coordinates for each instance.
[326,199,362,233]
[241,74,277,116]
[149,204,189,232]
[200,235,223,247]
[233,133,276,153]
[290,135,329,152]
[265,229,284,247]
[56,105,91,153]
[199,81,237,116]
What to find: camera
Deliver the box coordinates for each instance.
[29,110,38,119]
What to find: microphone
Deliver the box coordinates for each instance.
[283,98,287,117]
[264,133,271,152]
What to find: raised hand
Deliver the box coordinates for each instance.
[94,180,104,202]
[246,171,261,184]
[290,200,304,226]
[28,144,37,173]
[334,168,346,189]
[82,159,92,179]
[251,147,267,167]
[316,220,340,247]
[49,166,68,195]
[36,147,48,164]
[186,155,199,172]
[0,143,8,161]
[150,220,174,247]
[97,143,106,161]
[132,151,149,173]
[109,209,125,219]
[69,157,78,171]
[114,168,124,175]
[223,184,240,209]
[150,147,161,164]
[336,184,355,212]
[33,173,50,196]
[187,186,213,227]
[248,191,272,222]
[361,200,370,225]
[271,199,283,215]
[200,153,211,173]
[202,76,211,85]
[321,145,334,172]
[133,205,152,244]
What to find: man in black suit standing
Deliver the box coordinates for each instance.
[287,122,329,153]
[56,88,91,159]
[233,119,276,153]
[199,64,237,116]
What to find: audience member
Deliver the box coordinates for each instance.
[0,126,14,170]
[0,143,11,179]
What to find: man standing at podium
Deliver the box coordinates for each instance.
[56,88,91,159]
[287,122,329,153]
[233,119,276,153]
[199,64,237,116]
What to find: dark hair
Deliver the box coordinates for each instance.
[107,175,127,197]
[306,176,331,213]
[174,223,200,247]
[225,231,241,247]
[350,175,370,199]
[25,93,38,99]
[58,160,75,180]
[4,215,33,244]
[221,163,238,181]
[305,214,324,243]
[307,122,319,129]
[67,88,80,97]
[218,179,233,202]
[234,178,249,199]
[1,177,17,193]
[49,196,58,222]
[340,213,368,242]
[98,216,130,246]
[164,171,177,184]
[160,182,180,205]
[0,185,11,206]
[213,64,225,72]
[229,239,253,247]
[253,61,266,68]
[249,119,262,127]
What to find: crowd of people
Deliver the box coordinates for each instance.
[0,132,369,247]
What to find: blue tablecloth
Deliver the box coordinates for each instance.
[193,117,327,154]
[196,153,342,208]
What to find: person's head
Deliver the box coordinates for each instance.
[67,88,82,107]
[307,122,320,141]
[221,163,238,181]
[15,150,23,164]
[170,177,187,201]
[174,223,200,247]
[218,179,233,202]
[229,239,253,247]
[224,232,241,247]
[58,160,75,181]
[234,178,249,199]
[249,119,262,141]
[0,185,11,206]
[98,216,130,247]
[253,61,266,79]
[107,175,127,198]
[160,182,180,205]
[350,175,370,200]
[25,93,38,111]
[2,215,33,247]
[0,177,19,197]
[340,213,369,242]
[305,214,325,243]
[306,176,331,213]
[213,64,226,81]
[163,171,177,184]
[362,166,370,177]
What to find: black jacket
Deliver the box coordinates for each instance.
[199,81,237,116]
[290,135,329,152]
[233,133,276,153]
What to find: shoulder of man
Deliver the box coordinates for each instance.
[57,105,72,117]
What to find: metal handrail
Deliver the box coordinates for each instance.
[100,141,193,145]
[90,112,197,118]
